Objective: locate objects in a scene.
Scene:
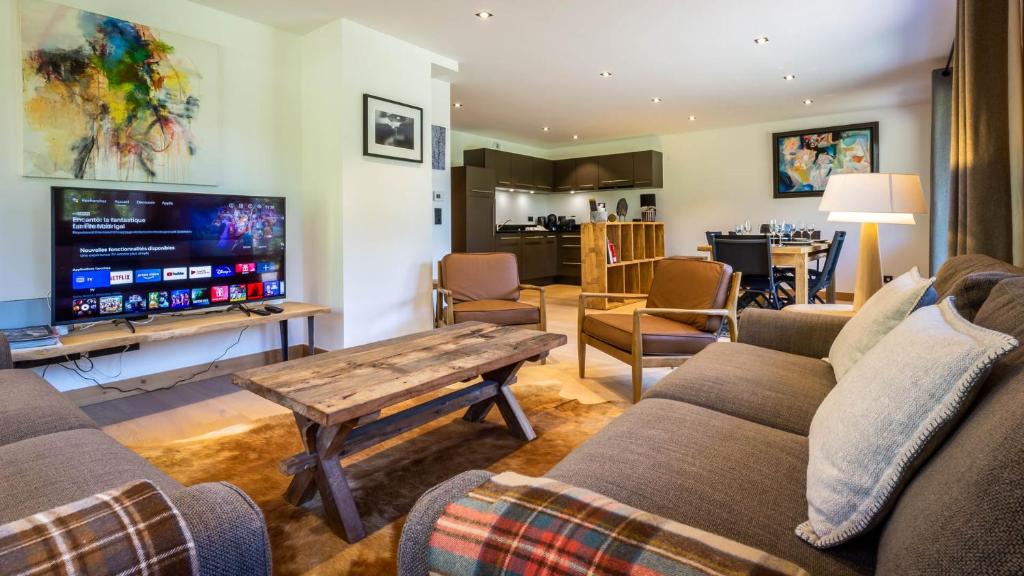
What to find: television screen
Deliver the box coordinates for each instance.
[52,187,286,326]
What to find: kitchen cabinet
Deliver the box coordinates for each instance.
[451,166,496,253]
[634,150,663,188]
[509,153,534,190]
[554,159,575,192]
[573,157,600,191]
[533,158,554,192]
[464,148,512,188]
[557,233,582,281]
[494,231,572,283]
[598,153,635,189]
[463,148,662,193]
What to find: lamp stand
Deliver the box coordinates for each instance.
[853,222,883,310]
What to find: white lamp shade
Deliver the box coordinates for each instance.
[818,173,927,225]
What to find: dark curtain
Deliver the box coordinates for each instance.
[930,69,953,275]
[946,0,1014,263]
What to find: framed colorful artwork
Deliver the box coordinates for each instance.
[772,122,879,198]
[20,0,222,185]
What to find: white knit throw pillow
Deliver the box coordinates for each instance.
[828,267,935,379]
[800,298,1018,548]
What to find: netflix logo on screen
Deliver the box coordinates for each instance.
[109,271,133,285]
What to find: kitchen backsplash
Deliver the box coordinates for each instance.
[494,189,647,225]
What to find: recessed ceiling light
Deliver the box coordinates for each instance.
[453,102,463,108]
[599,71,612,78]
[803,99,814,105]
[570,190,576,194]
[688,115,697,121]
[542,126,550,132]
[783,74,797,81]
[475,11,493,20]
[753,36,770,45]
[572,134,579,140]
[651,97,662,103]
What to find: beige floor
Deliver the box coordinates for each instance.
[85,285,666,446]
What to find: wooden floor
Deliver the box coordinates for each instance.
[85,285,662,446]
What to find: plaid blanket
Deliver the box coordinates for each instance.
[428,472,808,576]
[0,480,198,576]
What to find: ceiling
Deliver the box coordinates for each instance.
[191,0,955,148]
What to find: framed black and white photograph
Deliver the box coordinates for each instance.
[363,94,423,163]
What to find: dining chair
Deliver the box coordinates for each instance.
[436,253,546,331]
[778,231,846,305]
[710,234,787,310]
[578,258,741,403]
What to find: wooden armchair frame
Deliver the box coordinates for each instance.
[578,272,742,403]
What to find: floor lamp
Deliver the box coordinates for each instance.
[818,173,927,310]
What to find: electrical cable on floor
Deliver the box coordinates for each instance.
[41,326,250,394]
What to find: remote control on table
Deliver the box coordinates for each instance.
[264,305,284,314]
[251,308,272,316]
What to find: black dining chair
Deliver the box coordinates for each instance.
[778,231,846,305]
[710,235,786,310]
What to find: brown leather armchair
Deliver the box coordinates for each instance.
[436,253,546,332]
[578,258,741,403]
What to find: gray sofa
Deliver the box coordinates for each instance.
[400,254,1024,575]
[0,346,272,576]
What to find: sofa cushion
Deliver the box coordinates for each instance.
[644,342,834,435]
[546,399,876,576]
[946,271,1022,321]
[452,299,539,326]
[583,313,718,355]
[933,253,1024,300]
[802,299,1018,549]
[0,370,98,447]
[828,267,934,380]
[0,428,182,524]
[974,277,1024,365]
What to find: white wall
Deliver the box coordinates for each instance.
[302,19,456,348]
[431,79,452,267]
[463,103,932,293]
[0,0,304,391]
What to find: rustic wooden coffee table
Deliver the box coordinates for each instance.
[232,321,565,542]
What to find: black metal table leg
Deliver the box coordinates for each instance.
[279,319,289,361]
[307,316,315,357]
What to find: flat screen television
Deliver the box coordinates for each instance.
[52,187,286,326]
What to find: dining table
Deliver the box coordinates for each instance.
[696,240,833,305]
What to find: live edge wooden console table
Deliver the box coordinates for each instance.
[11,302,331,368]
[233,321,566,543]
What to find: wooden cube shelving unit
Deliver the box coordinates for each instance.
[581,222,665,309]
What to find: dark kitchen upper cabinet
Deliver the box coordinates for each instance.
[633,150,663,189]
[451,166,496,253]
[533,158,554,192]
[554,159,575,192]
[598,153,635,189]
[463,148,661,193]
[573,157,600,191]
[510,153,534,190]
[464,148,512,188]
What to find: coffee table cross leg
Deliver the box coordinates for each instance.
[282,414,367,543]
[463,361,535,441]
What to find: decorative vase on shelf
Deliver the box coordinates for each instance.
[616,198,628,219]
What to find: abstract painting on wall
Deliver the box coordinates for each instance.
[20,0,222,185]
[772,122,878,198]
